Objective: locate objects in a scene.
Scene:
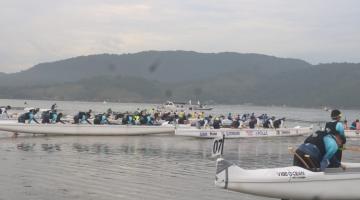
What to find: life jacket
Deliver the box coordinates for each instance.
[78,112,86,119]
[273,119,281,128]
[18,112,32,123]
[42,111,51,124]
[94,114,103,124]
[249,118,257,129]
[325,121,345,168]
[213,119,221,129]
[325,121,346,144]
[263,119,271,128]
[304,130,327,157]
[325,121,339,135]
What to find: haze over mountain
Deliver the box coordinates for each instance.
[1,51,359,108]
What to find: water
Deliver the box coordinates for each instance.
[0,99,360,200]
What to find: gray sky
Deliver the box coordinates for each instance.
[1,0,359,73]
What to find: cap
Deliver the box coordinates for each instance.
[331,109,341,119]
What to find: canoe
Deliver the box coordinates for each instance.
[215,158,360,200]
[0,123,174,136]
[345,130,360,138]
[175,126,312,138]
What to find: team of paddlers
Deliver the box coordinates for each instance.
[1,103,290,129]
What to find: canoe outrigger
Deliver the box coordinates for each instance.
[213,136,360,200]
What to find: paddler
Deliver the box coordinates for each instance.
[293,109,346,171]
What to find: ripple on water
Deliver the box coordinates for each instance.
[0,134,359,200]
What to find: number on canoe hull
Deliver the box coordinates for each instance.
[212,135,225,157]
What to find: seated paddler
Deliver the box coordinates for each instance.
[293,109,346,171]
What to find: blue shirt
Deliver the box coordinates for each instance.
[28,113,34,124]
[320,122,345,171]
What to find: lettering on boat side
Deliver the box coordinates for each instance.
[245,130,254,136]
[226,131,240,136]
[200,132,208,136]
[210,132,218,136]
[277,171,305,177]
[281,130,290,135]
[255,130,268,136]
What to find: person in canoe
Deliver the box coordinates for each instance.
[94,113,110,125]
[263,116,275,128]
[74,109,92,124]
[248,115,258,129]
[293,109,346,171]
[213,117,222,129]
[18,108,40,124]
[51,103,57,111]
[56,112,66,124]
[0,105,11,119]
[273,117,285,129]
[350,119,360,130]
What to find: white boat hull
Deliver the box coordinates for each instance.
[175,127,312,138]
[345,130,360,138]
[215,158,360,200]
[0,123,174,136]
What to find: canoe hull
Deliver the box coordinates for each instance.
[345,130,360,138]
[175,127,312,138]
[0,123,174,136]
[215,158,360,200]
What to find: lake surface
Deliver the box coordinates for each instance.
[0,99,359,200]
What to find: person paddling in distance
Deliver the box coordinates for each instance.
[273,117,285,129]
[73,109,92,124]
[0,105,11,119]
[293,109,346,171]
[18,108,40,124]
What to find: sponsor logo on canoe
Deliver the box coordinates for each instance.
[277,171,305,177]
[225,131,240,136]
[210,132,218,136]
[200,132,208,137]
[255,130,268,136]
[281,130,290,135]
[245,130,268,136]
[245,130,254,136]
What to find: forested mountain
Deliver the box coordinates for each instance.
[1,51,359,108]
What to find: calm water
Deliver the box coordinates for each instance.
[0,99,360,200]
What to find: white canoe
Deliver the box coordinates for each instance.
[0,123,174,136]
[345,130,360,138]
[175,127,312,138]
[215,158,360,200]
[0,119,18,124]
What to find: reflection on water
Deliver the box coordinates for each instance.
[0,100,360,199]
[1,135,359,200]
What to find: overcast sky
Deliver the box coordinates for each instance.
[1,0,359,73]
